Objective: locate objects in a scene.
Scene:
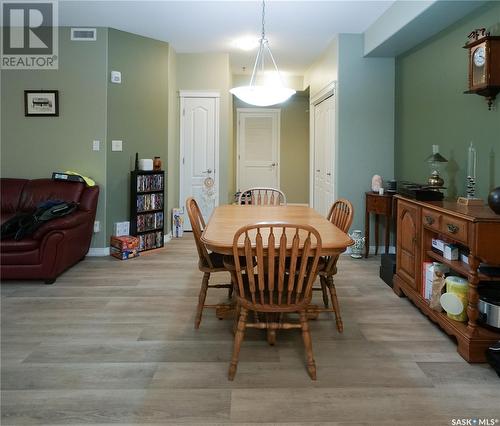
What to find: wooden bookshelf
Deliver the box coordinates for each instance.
[130,170,165,252]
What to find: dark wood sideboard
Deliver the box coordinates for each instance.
[393,195,500,362]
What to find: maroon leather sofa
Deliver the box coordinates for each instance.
[1,178,99,283]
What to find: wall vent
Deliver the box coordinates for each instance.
[71,28,97,41]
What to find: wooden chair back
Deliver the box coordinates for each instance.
[238,187,287,206]
[231,223,322,310]
[185,197,213,269]
[327,199,354,233]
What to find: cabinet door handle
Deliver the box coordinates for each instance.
[447,223,459,234]
[424,215,435,225]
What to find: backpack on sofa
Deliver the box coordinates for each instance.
[0,200,78,241]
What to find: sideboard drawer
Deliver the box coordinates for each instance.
[367,195,391,215]
[422,208,440,231]
[440,214,468,244]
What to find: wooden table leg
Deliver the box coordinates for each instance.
[385,215,390,254]
[374,214,379,255]
[365,209,370,258]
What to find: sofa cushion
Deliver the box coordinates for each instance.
[1,178,28,213]
[1,237,39,252]
[18,179,85,212]
[1,247,40,265]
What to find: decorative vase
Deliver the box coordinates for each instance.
[371,175,383,192]
[488,187,500,214]
[153,157,162,171]
[349,230,365,259]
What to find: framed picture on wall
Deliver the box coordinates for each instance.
[24,90,59,117]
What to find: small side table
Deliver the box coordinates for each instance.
[365,192,395,258]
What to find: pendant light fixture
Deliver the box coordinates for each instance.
[230,0,296,106]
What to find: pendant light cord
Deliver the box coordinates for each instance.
[249,0,285,88]
[261,0,266,40]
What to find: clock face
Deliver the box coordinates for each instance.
[473,46,486,67]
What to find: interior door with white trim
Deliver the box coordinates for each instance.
[180,95,219,230]
[237,109,280,191]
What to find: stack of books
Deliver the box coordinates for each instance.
[110,235,139,260]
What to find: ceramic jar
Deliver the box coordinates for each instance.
[349,230,365,259]
[488,187,500,214]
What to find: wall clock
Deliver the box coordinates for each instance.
[463,29,500,110]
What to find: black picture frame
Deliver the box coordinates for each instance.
[24,90,59,117]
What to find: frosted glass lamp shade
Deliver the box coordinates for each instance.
[230,85,296,107]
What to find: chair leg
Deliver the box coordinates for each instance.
[327,275,343,333]
[299,310,317,380]
[320,276,329,308]
[194,272,210,329]
[232,303,241,335]
[228,307,248,381]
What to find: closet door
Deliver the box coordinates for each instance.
[312,94,335,216]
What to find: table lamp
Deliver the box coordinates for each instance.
[425,145,448,188]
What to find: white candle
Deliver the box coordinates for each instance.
[379,188,384,195]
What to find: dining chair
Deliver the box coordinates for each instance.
[227,223,322,381]
[314,199,354,333]
[185,197,233,329]
[237,187,287,206]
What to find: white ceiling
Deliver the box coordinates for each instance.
[59,0,395,75]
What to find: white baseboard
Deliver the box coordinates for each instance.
[87,247,110,257]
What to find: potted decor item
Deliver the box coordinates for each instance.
[349,230,365,259]
[488,187,500,214]
[153,157,162,171]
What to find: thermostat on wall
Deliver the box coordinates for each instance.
[110,71,122,84]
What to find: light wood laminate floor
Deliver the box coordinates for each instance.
[1,234,499,425]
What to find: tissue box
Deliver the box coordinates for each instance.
[431,238,445,254]
[139,159,153,171]
[443,243,459,261]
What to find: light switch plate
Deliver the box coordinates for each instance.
[93,221,100,233]
[92,140,100,151]
[110,71,121,83]
[111,140,122,151]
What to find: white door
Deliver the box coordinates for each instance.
[180,93,220,230]
[237,109,280,191]
[312,94,335,216]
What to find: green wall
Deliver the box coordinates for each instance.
[337,34,395,232]
[1,27,170,249]
[0,27,108,248]
[396,2,500,199]
[106,29,169,242]
[233,93,310,204]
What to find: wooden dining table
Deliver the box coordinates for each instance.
[201,204,354,319]
[201,204,353,255]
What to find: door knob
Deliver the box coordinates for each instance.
[203,169,212,174]
[326,172,331,176]
[271,163,277,167]
[316,169,320,172]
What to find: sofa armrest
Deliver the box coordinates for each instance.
[32,210,92,240]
